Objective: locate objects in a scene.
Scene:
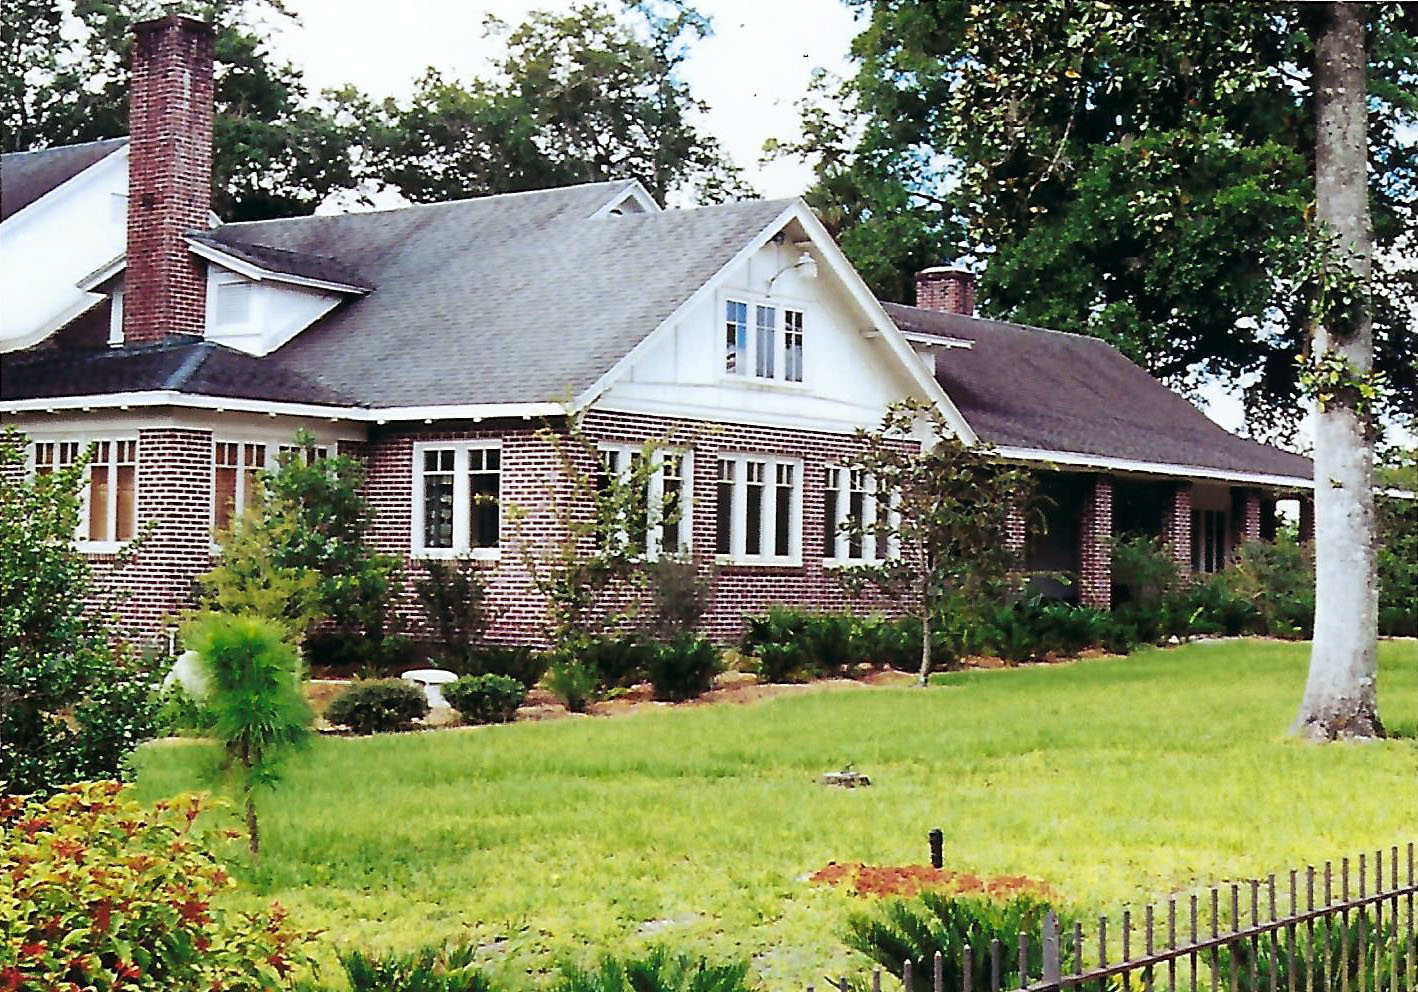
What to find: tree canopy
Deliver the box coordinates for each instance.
[787,1,1417,436]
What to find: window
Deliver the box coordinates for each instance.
[715,453,801,564]
[783,309,804,382]
[215,280,253,325]
[823,465,896,563]
[33,439,137,547]
[214,442,266,533]
[725,300,748,375]
[597,445,691,558]
[1191,508,1228,574]
[277,443,329,465]
[412,442,502,557]
[723,297,805,383]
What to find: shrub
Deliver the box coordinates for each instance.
[451,644,550,688]
[326,678,428,734]
[845,892,1073,992]
[648,555,712,638]
[1224,910,1403,992]
[444,674,527,724]
[741,607,858,681]
[577,633,658,689]
[647,633,722,701]
[552,948,755,992]
[2,781,318,991]
[545,657,599,712]
[334,940,496,992]
[154,682,219,735]
[304,630,417,675]
[1223,538,1314,637]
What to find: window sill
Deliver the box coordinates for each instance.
[715,555,803,569]
[78,541,130,556]
[822,558,893,570]
[718,375,809,392]
[410,547,502,562]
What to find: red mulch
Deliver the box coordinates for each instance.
[810,862,1052,899]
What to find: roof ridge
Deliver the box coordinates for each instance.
[885,300,1124,350]
[0,136,128,162]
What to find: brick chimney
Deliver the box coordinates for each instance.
[123,15,215,345]
[914,266,976,316]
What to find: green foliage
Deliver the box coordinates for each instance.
[544,657,599,713]
[0,429,160,795]
[647,633,722,702]
[741,608,860,682]
[648,555,713,639]
[1224,911,1410,992]
[803,1,1418,432]
[330,940,496,992]
[415,557,496,668]
[302,631,418,676]
[552,948,754,992]
[835,399,1037,680]
[975,596,1121,662]
[845,892,1073,992]
[155,683,219,736]
[367,2,743,206]
[1376,447,1417,637]
[1224,539,1316,638]
[443,644,550,689]
[443,675,527,725]
[2,781,319,991]
[185,611,312,856]
[325,678,429,735]
[576,633,659,689]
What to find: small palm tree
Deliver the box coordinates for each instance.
[186,612,312,860]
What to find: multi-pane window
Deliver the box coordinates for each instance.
[598,445,690,558]
[1191,509,1228,574]
[33,440,136,546]
[277,443,329,465]
[413,442,501,556]
[783,309,804,382]
[823,465,896,563]
[755,305,776,378]
[725,300,749,375]
[214,442,266,534]
[715,454,801,563]
[724,298,805,383]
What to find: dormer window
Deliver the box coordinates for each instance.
[724,297,805,383]
[214,277,253,326]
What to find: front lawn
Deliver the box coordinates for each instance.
[134,639,1416,988]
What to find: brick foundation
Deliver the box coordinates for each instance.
[1078,476,1112,609]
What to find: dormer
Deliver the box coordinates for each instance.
[589,181,661,219]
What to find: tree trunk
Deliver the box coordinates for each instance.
[1293,1,1383,741]
[246,795,259,860]
[917,585,932,687]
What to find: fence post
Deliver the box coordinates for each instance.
[1042,910,1062,991]
[930,829,944,870]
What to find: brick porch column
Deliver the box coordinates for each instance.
[1004,505,1027,567]
[1232,487,1262,554]
[1260,497,1278,542]
[1078,476,1113,609]
[1160,482,1193,574]
[1299,497,1315,543]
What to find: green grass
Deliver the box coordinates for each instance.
[134,639,1416,989]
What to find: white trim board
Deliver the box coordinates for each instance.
[992,444,1314,490]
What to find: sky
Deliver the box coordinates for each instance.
[267,0,863,200]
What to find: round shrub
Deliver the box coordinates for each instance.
[444,674,527,725]
[325,678,428,734]
[647,633,722,702]
[2,781,319,991]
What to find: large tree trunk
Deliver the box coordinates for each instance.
[1293,1,1383,741]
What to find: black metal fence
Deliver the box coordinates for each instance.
[823,846,1418,992]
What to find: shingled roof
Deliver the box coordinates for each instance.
[1,337,355,407]
[1,138,127,221]
[213,181,792,407]
[883,302,1312,483]
[187,231,374,291]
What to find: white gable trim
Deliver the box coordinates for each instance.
[992,444,1314,490]
[573,199,978,444]
[185,238,371,295]
[588,180,661,219]
[0,142,129,234]
[0,294,107,353]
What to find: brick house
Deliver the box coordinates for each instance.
[0,16,1314,646]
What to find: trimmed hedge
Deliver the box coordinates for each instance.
[325,678,428,734]
[444,674,527,725]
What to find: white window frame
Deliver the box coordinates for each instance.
[276,443,330,465]
[823,465,899,566]
[597,444,693,560]
[206,269,260,337]
[720,291,807,386]
[212,440,269,540]
[410,440,503,560]
[30,437,139,553]
[107,289,124,348]
[714,452,802,566]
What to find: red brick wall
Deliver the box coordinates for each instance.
[124,16,214,344]
[362,412,917,646]
[914,268,976,316]
[1078,476,1113,609]
[1161,482,1193,573]
[1231,487,1263,553]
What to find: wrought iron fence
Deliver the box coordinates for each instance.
[821,845,1418,992]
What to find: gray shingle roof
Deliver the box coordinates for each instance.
[884,302,1312,482]
[220,182,792,407]
[1,337,355,406]
[188,231,374,290]
[1,138,127,220]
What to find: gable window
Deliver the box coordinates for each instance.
[412,442,501,558]
[824,465,896,564]
[33,440,136,548]
[214,442,266,534]
[214,278,254,326]
[597,445,691,559]
[1191,508,1228,574]
[716,453,801,564]
[723,297,806,384]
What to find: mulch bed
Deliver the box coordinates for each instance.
[810,862,1053,899]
